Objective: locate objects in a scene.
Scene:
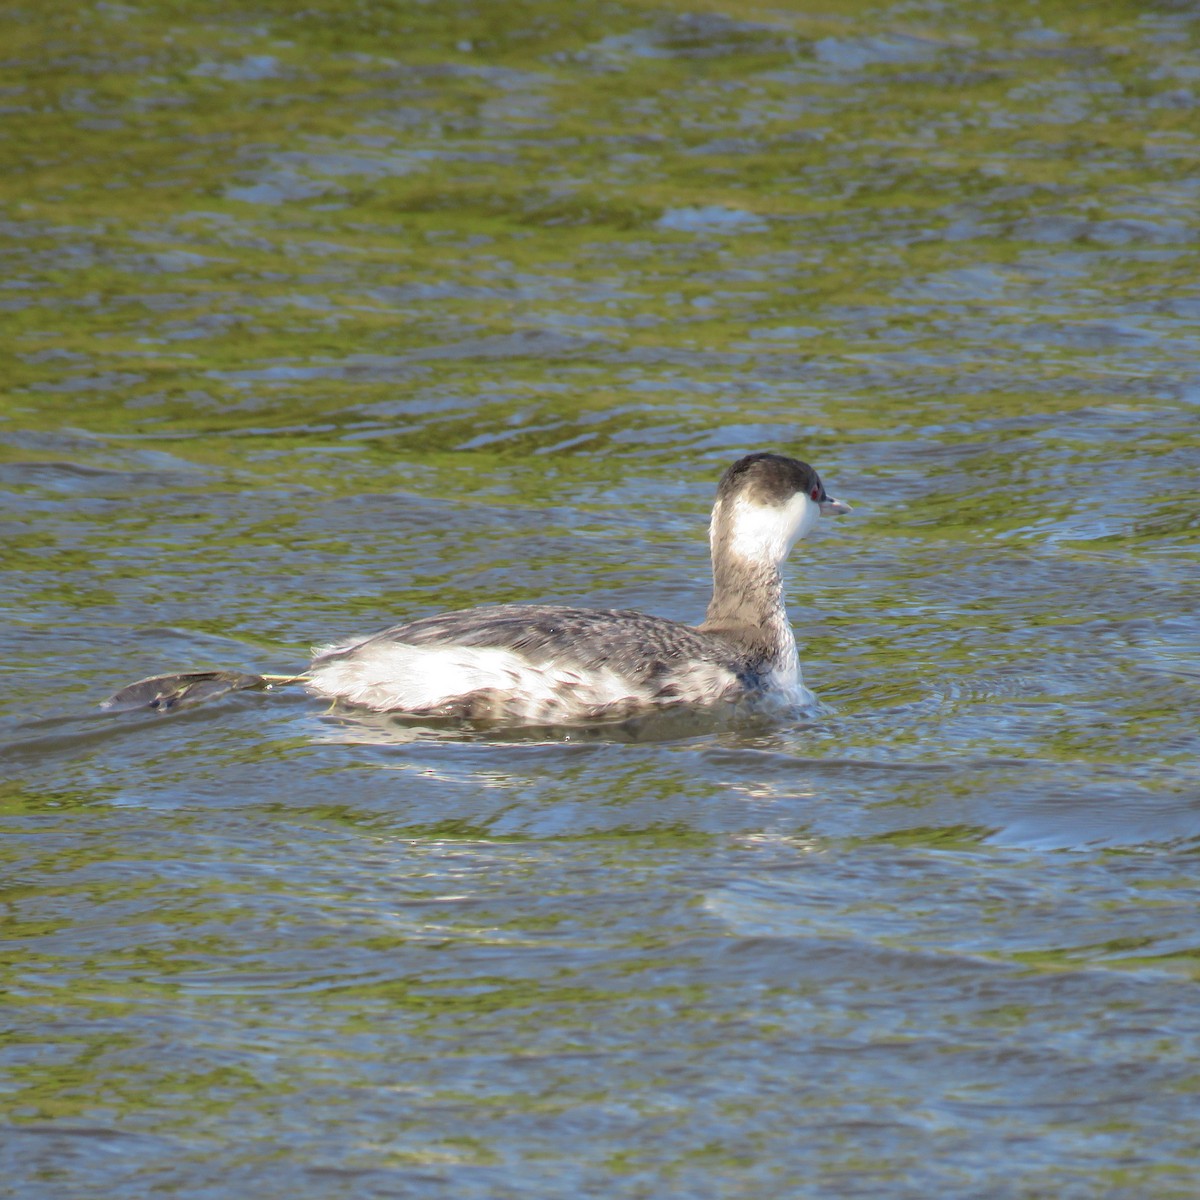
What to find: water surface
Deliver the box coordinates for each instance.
[3,1,1200,1196]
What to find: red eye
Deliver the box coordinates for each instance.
[810,487,820,502]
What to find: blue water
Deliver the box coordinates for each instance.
[3,2,1200,1195]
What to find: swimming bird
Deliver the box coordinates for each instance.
[102,452,850,723]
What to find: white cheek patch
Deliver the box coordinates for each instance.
[725,493,818,563]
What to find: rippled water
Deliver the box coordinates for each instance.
[3,1,1200,1195]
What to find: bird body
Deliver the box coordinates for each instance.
[305,452,849,722]
[103,452,850,725]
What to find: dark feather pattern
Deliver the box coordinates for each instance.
[314,604,767,694]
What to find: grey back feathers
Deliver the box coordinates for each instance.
[310,604,755,721]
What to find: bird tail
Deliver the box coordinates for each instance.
[100,670,307,713]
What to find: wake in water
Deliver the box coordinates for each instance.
[101,670,305,712]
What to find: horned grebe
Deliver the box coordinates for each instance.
[102,453,850,722]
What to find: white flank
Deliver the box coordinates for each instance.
[307,639,654,718]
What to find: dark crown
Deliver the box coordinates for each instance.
[716,453,825,507]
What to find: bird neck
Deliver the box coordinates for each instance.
[699,545,797,672]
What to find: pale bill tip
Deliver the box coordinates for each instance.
[820,496,852,516]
